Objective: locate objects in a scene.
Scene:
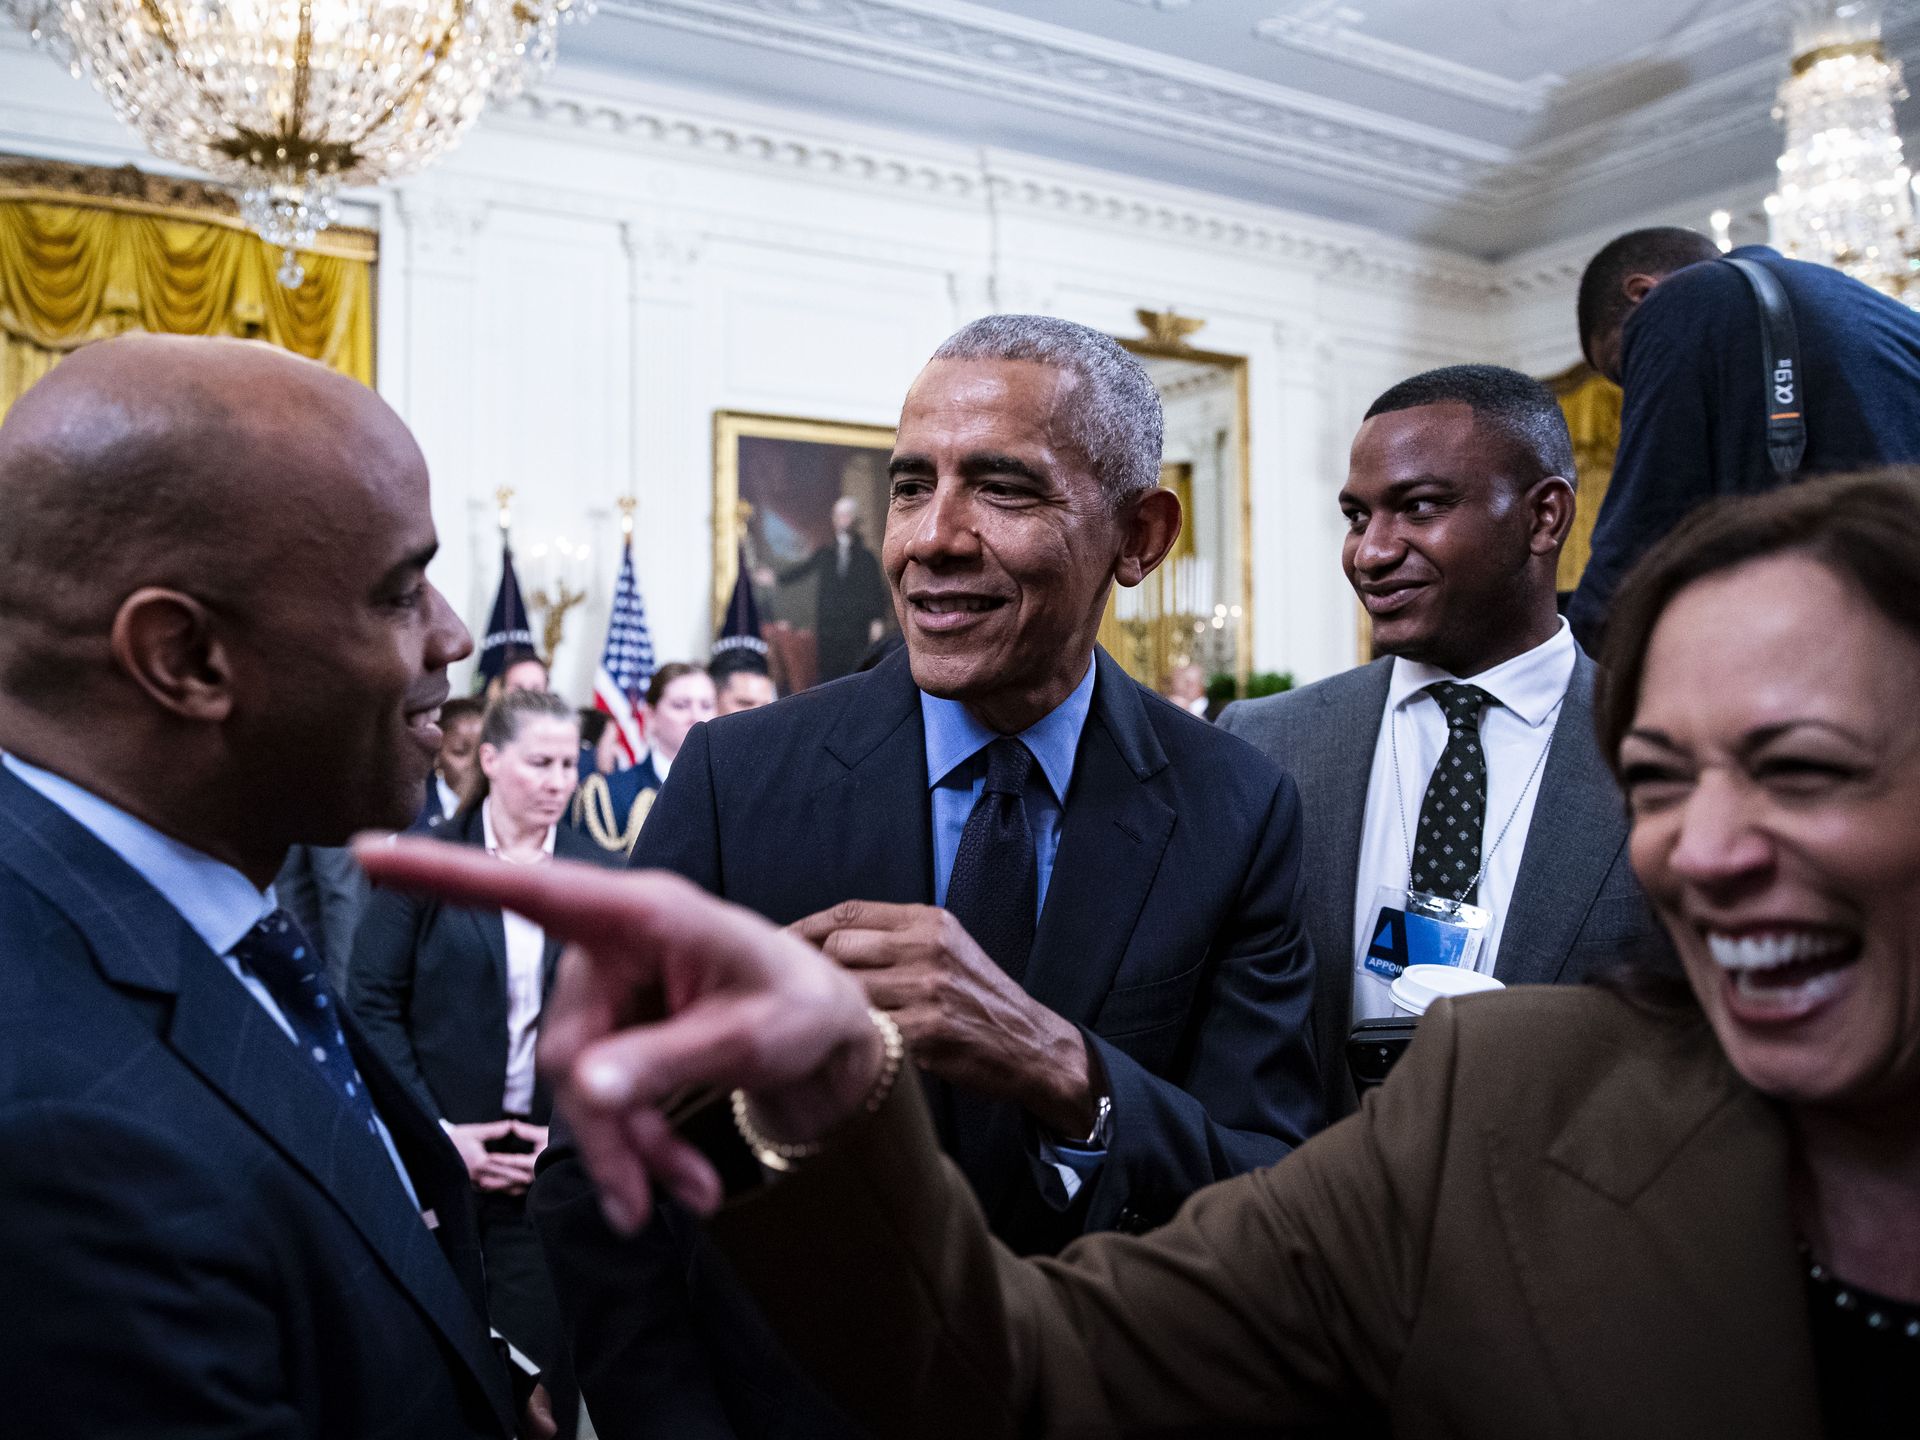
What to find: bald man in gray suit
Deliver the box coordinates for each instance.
[1221,367,1669,1120]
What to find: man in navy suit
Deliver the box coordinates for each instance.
[1569,226,1920,646]
[532,315,1320,1436]
[0,335,541,1438]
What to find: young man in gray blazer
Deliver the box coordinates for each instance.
[1219,365,1667,1119]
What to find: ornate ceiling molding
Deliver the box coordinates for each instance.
[1252,0,1783,118]
[596,0,1509,208]
[490,77,1501,297]
[1254,1,1556,115]
[581,0,1920,245]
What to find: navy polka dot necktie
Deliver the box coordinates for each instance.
[944,737,1038,986]
[230,909,381,1139]
[1410,682,1495,904]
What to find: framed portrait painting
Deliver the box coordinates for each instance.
[713,410,899,694]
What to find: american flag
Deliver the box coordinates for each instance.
[594,537,654,766]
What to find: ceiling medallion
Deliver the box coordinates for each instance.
[2,0,593,286]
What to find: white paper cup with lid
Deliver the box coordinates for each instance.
[1389,965,1505,1019]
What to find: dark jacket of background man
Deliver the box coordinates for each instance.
[1569,242,1920,647]
[275,843,369,992]
[533,646,1320,1438]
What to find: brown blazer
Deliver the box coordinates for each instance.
[714,987,1825,1439]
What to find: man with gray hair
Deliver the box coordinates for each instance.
[530,313,1321,1438]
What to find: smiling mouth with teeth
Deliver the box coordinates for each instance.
[1704,928,1862,1009]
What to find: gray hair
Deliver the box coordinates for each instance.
[931,315,1163,508]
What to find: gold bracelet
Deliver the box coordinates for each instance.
[731,1008,905,1173]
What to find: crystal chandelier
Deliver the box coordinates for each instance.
[2,0,589,286]
[1755,0,1920,305]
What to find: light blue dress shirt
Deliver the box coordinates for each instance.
[918,658,1103,1203]
[2,753,421,1210]
[921,658,1097,914]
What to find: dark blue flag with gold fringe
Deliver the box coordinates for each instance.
[713,542,768,657]
[477,543,536,687]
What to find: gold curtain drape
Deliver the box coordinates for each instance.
[1547,362,1624,593]
[0,172,374,424]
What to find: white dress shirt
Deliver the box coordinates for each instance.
[435,773,461,821]
[1349,621,1576,1022]
[1,753,420,1206]
[648,747,673,784]
[481,800,557,1116]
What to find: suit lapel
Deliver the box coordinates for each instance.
[1025,652,1175,1027]
[1496,653,1629,985]
[1294,660,1392,995]
[449,811,511,1001]
[466,905,510,1006]
[814,650,936,908]
[169,957,515,1431]
[1486,1021,1818,1440]
[0,774,512,1433]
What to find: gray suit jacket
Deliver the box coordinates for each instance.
[1219,650,1667,1118]
[274,844,369,993]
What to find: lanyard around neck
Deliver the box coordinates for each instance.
[1389,693,1564,905]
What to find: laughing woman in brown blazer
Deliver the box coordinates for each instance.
[363,472,1920,1440]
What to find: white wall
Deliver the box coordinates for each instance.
[2,32,1524,692]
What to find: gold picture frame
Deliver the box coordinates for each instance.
[1106,335,1254,695]
[712,410,899,691]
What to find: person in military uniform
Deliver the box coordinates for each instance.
[570,663,715,855]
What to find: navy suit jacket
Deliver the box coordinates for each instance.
[0,767,515,1440]
[531,646,1320,1437]
[1570,245,1920,646]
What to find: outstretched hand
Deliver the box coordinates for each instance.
[354,839,884,1234]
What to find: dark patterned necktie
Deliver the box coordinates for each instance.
[1410,682,1495,904]
[230,908,382,1139]
[943,737,1038,985]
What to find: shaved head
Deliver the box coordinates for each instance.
[0,336,418,703]
[0,335,471,879]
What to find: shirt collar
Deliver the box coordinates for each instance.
[1386,618,1575,729]
[920,657,1097,804]
[480,798,558,858]
[2,752,274,956]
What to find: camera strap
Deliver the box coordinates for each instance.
[1720,255,1806,485]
